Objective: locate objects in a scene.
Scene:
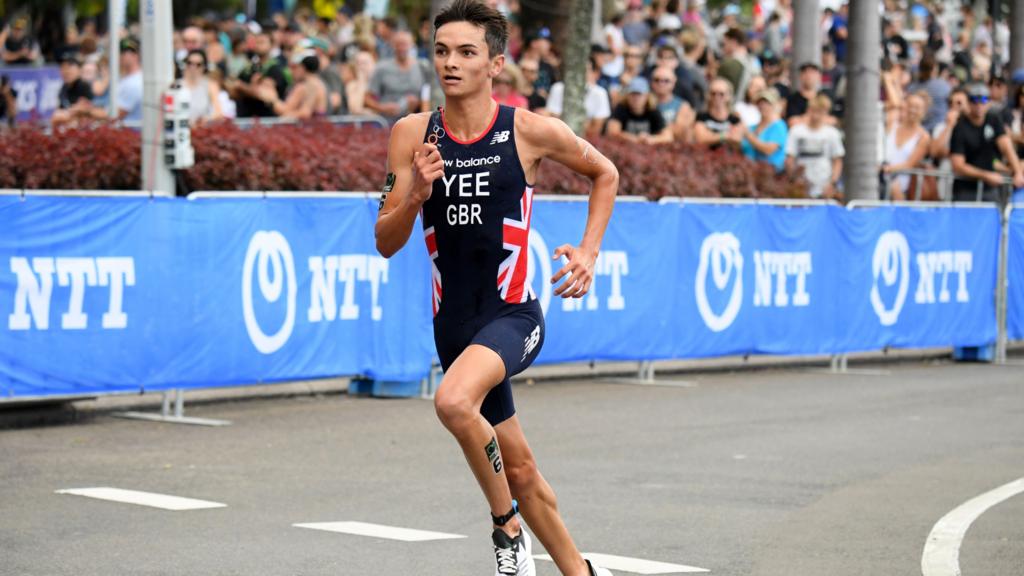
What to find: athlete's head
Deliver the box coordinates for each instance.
[433,0,509,97]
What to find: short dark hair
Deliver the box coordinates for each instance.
[724,27,745,46]
[434,0,509,58]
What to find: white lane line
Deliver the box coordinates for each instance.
[56,487,227,511]
[293,521,467,542]
[921,477,1024,576]
[535,553,709,574]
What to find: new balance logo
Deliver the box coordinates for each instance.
[490,130,510,145]
[522,325,541,361]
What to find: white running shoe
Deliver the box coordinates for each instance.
[492,527,535,576]
[586,558,614,576]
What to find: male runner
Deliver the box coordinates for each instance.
[374,1,618,574]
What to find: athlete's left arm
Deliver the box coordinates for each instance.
[519,112,619,299]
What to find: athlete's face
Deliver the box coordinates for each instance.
[434,21,504,99]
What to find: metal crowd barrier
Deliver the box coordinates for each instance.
[884,168,1015,204]
[122,113,389,131]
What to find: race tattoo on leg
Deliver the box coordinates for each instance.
[578,137,599,165]
[485,436,503,474]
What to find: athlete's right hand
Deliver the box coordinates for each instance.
[410,143,444,205]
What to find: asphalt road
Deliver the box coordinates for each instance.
[1,359,1022,576]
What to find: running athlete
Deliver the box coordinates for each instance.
[374,1,618,575]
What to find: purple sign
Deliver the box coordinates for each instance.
[0,66,63,122]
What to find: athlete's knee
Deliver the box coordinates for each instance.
[434,383,476,433]
[504,455,540,495]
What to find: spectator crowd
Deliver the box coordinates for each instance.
[2,0,1024,201]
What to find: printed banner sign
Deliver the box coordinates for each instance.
[0,66,63,122]
[1009,206,1024,340]
[0,196,1003,399]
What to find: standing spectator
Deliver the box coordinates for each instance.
[228,31,290,118]
[988,73,1012,128]
[517,58,547,111]
[760,49,789,100]
[602,13,626,78]
[492,66,528,109]
[950,84,1024,201]
[343,49,376,115]
[1010,83,1024,158]
[52,53,96,127]
[910,55,950,132]
[717,27,756,102]
[259,51,328,120]
[181,49,223,124]
[735,75,767,127]
[545,57,611,139]
[650,65,694,141]
[2,16,40,65]
[649,44,699,110]
[828,3,848,62]
[741,88,788,172]
[622,2,652,47]
[762,11,784,56]
[679,28,708,110]
[694,78,743,150]
[786,62,821,126]
[881,93,932,200]
[365,31,424,123]
[606,77,672,144]
[613,45,646,104]
[819,45,843,98]
[520,29,558,101]
[116,37,144,122]
[178,26,204,68]
[930,88,969,198]
[0,74,15,129]
[785,94,844,200]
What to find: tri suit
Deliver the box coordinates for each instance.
[421,103,544,426]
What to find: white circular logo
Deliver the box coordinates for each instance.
[242,231,297,354]
[870,230,910,326]
[527,229,552,315]
[695,232,744,332]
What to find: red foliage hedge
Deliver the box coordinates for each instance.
[0,122,808,198]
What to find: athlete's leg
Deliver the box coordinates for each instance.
[434,344,522,536]
[496,415,589,576]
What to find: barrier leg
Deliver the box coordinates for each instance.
[114,388,231,427]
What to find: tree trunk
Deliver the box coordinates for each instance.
[790,0,820,87]
[1011,0,1024,75]
[428,0,447,110]
[843,0,880,201]
[561,0,593,135]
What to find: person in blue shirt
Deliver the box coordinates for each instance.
[741,88,788,172]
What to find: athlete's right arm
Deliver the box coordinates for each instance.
[374,115,444,258]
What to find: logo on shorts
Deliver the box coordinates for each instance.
[490,130,510,145]
[522,324,541,361]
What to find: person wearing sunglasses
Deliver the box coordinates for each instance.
[949,84,1024,201]
[181,49,224,124]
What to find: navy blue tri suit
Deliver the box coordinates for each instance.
[421,103,544,426]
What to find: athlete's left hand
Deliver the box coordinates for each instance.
[551,245,596,298]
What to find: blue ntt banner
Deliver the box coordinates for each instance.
[1009,206,1024,341]
[0,196,1003,399]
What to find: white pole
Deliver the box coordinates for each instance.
[107,0,125,119]
[141,0,176,195]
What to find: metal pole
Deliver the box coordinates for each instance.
[141,0,176,194]
[107,0,124,120]
[1012,0,1024,77]
[996,203,1011,364]
[842,0,880,201]
[790,0,820,87]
